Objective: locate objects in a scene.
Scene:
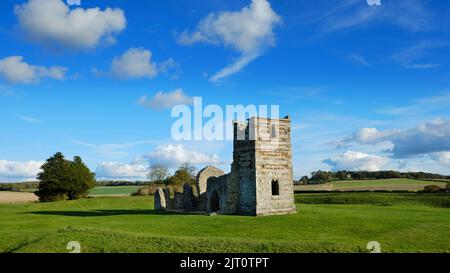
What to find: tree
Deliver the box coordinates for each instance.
[310,171,334,184]
[35,152,95,202]
[147,165,169,183]
[299,176,309,184]
[166,166,193,186]
[179,163,197,179]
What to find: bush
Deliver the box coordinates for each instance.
[37,192,68,202]
[131,183,165,196]
[422,185,443,193]
[167,184,183,195]
[164,167,195,186]
[35,153,95,202]
[132,187,151,196]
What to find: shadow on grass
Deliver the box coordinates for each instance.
[25,209,208,217]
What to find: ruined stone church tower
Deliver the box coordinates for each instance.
[230,116,296,215]
[155,116,296,216]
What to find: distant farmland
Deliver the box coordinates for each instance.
[88,186,141,196]
[294,179,448,192]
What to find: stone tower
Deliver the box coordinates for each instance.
[233,116,296,216]
[155,115,296,216]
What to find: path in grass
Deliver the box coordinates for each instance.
[0,193,449,253]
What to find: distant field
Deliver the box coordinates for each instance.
[294,179,448,192]
[0,191,38,204]
[0,193,448,253]
[88,186,141,196]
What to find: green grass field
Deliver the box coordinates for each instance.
[88,186,141,196]
[0,193,449,253]
[294,179,447,192]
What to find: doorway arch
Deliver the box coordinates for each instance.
[209,191,220,212]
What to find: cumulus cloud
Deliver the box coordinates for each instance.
[0,160,44,181]
[343,119,450,158]
[138,88,194,110]
[177,0,281,81]
[143,144,220,168]
[111,48,157,79]
[324,151,389,171]
[0,56,67,84]
[94,144,221,180]
[431,152,450,168]
[109,48,177,79]
[15,0,126,50]
[95,162,147,180]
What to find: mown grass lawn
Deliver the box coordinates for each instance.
[88,186,141,196]
[0,193,449,253]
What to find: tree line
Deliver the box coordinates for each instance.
[297,170,450,185]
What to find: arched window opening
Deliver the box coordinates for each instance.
[272,180,279,196]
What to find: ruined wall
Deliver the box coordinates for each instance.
[154,116,296,216]
[196,166,225,196]
[254,117,296,215]
[233,121,257,215]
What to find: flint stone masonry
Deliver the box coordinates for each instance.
[196,166,225,196]
[154,116,296,216]
[154,188,166,210]
[182,183,196,209]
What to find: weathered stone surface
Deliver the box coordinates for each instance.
[154,188,166,210]
[163,188,172,209]
[196,166,225,196]
[174,192,184,209]
[182,183,196,209]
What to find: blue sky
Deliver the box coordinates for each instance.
[1,0,450,182]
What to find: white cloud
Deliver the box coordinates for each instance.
[138,88,194,110]
[111,48,157,79]
[94,144,221,180]
[109,48,177,79]
[344,119,450,158]
[324,151,389,171]
[95,162,147,180]
[0,56,67,84]
[144,144,220,168]
[15,0,126,50]
[177,0,281,81]
[0,160,44,181]
[431,152,450,168]
[353,127,391,144]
